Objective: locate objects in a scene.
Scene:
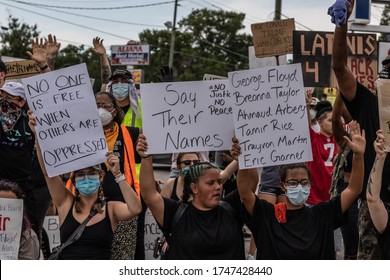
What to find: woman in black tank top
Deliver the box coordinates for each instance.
[28,112,141,259]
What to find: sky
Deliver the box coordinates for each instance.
[0,0,386,53]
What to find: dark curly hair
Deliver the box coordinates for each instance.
[279,163,311,183]
[182,162,220,203]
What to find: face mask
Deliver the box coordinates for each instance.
[180,166,190,176]
[98,107,114,126]
[112,83,129,101]
[0,97,23,133]
[286,185,310,206]
[75,176,100,196]
[309,109,316,120]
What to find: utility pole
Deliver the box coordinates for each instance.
[168,0,178,68]
[274,0,282,20]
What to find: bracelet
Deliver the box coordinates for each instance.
[39,64,49,71]
[115,174,126,183]
[141,155,152,158]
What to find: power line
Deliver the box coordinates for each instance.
[0,1,131,40]
[7,0,181,10]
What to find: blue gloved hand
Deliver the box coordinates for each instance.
[328,0,351,27]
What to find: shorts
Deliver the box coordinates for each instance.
[258,184,285,196]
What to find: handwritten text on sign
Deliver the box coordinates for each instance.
[228,64,312,169]
[140,80,234,153]
[0,198,23,260]
[22,63,107,177]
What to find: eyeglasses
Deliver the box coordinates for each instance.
[74,173,100,182]
[96,103,114,110]
[179,160,201,166]
[284,179,311,187]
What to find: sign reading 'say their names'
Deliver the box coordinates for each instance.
[141,80,234,153]
[228,64,312,169]
[22,63,108,177]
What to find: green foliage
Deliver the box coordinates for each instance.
[0,16,39,58]
[54,45,102,92]
[138,8,252,82]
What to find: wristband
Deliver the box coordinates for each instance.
[115,174,126,183]
[39,64,49,71]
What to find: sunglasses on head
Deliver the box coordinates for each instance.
[179,159,201,166]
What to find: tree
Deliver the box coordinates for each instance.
[138,9,252,82]
[379,4,390,41]
[0,16,39,58]
[55,44,103,93]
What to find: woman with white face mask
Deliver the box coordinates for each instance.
[231,120,366,259]
[27,111,141,259]
[95,91,143,260]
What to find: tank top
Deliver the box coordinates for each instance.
[59,201,113,259]
[170,177,180,201]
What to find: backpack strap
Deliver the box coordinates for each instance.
[171,203,188,231]
[219,200,235,217]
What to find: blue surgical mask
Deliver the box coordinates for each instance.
[75,176,100,196]
[286,185,310,206]
[112,83,129,101]
[180,166,190,176]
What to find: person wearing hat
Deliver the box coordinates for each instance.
[28,110,141,259]
[108,69,142,128]
[332,0,390,259]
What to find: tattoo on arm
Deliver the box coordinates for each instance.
[102,65,111,83]
[47,58,55,70]
[368,157,379,196]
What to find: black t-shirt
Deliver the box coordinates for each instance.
[244,195,346,260]
[0,114,35,181]
[378,209,390,260]
[159,190,245,260]
[342,82,390,202]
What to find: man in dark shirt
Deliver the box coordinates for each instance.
[331,0,390,259]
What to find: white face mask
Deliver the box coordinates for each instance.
[98,107,114,126]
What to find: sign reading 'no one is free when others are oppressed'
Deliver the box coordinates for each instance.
[22,64,108,177]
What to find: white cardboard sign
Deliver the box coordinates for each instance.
[140,80,234,154]
[23,63,108,177]
[43,216,61,253]
[0,198,23,260]
[228,64,312,169]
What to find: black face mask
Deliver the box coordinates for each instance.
[0,97,23,133]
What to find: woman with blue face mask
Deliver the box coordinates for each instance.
[232,120,366,259]
[27,111,141,260]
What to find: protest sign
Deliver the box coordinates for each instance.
[293,31,377,90]
[377,79,390,151]
[22,63,108,177]
[144,208,163,260]
[251,18,295,58]
[43,216,61,253]
[141,80,234,154]
[203,74,227,80]
[5,60,40,80]
[0,198,23,260]
[228,64,312,169]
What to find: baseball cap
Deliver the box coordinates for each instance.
[109,69,133,81]
[0,58,7,74]
[0,81,26,99]
[382,55,390,66]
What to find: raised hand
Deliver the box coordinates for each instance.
[230,137,241,161]
[374,129,387,158]
[343,120,365,155]
[106,151,121,176]
[27,110,37,134]
[26,37,47,68]
[92,37,106,56]
[45,34,61,59]
[155,65,174,82]
[136,134,149,158]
